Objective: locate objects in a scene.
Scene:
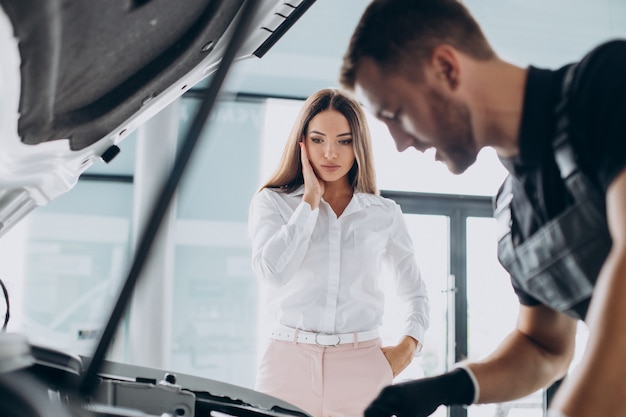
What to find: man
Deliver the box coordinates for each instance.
[339,1,626,417]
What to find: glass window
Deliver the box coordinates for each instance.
[382,214,449,383]
[466,217,590,416]
[5,180,133,355]
[0,84,590,417]
[467,217,542,416]
[387,214,449,417]
[170,97,265,388]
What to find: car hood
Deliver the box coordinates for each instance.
[0,0,314,238]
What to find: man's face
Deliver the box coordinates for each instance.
[354,57,478,175]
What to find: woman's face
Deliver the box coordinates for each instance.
[303,109,356,184]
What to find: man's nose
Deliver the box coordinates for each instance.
[387,123,413,152]
[387,123,429,153]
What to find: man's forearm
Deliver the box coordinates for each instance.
[550,248,626,416]
[467,315,575,404]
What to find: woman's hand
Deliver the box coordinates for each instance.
[381,336,419,377]
[300,141,324,209]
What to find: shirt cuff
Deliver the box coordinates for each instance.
[405,326,427,354]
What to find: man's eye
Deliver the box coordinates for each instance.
[379,109,400,123]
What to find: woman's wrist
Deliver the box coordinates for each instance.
[302,193,319,210]
[400,335,418,354]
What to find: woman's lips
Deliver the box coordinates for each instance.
[321,165,340,172]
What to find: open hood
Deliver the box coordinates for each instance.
[0,1,317,416]
[0,0,315,238]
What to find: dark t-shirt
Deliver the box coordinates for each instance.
[499,39,626,306]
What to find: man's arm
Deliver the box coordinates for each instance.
[467,303,577,403]
[364,302,577,417]
[549,167,626,417]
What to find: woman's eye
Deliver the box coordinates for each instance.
[311,137,323,143]
[339,139,353,145]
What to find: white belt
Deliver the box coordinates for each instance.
[270,326,379,347]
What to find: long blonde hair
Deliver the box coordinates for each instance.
[261,88,378,194]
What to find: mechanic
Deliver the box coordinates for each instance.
[339,0,626,416]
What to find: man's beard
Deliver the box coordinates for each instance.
[425,87,477,175]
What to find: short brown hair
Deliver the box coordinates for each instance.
[261,88,378,194]
[340,0,495,89]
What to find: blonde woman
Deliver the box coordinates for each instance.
[248,88,429,417]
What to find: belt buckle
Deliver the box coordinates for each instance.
[315,333,340,347]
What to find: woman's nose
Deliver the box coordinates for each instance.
[324,144,337,158]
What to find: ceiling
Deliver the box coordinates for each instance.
[83,0,626,181]
[226,0,626,99]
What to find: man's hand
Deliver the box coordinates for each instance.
[364,368,475,417]
[381,336,419,377]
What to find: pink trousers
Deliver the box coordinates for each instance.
[255,338,393,417]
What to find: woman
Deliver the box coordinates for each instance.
[248,88,429,417]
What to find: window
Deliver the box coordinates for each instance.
[0,89,589,417]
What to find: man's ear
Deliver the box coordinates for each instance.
[431,44,460,91]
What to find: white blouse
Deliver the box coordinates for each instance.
[248,186,430,344]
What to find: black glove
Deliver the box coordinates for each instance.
[364,367,475,417]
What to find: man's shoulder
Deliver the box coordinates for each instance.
[559,39,626,126]
[564,39,626,191]
[586,39,626,57]
[570,39,626,91]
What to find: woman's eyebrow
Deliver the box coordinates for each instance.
[309,130,352,137]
